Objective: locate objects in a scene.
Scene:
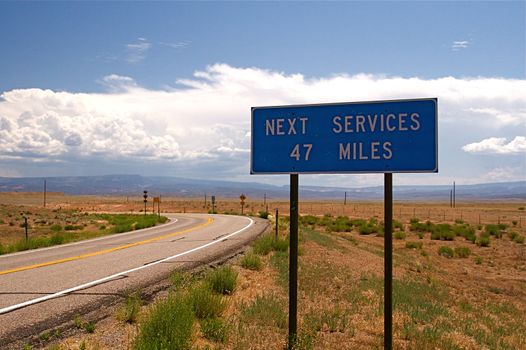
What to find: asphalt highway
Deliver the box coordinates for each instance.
[0,213,267,347]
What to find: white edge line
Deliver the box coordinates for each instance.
[0,216,254,315]
[0,217,179,259]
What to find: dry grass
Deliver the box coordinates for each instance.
[1,193,524,349]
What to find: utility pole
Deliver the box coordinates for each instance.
[344,191,347,205]
[453,181,456,208]
[43,179,47,207]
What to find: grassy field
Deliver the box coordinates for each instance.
[2,192,524,349]
[1,192,524,227]
[38,210,526,350]
[0,203,167,255]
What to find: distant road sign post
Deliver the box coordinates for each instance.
[143,191,148,215]
[240,194,246,215]
[153,197,161,217]
[211,195,216,213]
[251,98,438,350]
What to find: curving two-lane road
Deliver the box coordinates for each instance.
[0,214,267,348]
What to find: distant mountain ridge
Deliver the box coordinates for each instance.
[0,175,524,201]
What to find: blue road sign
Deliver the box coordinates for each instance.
[251,98,437,174]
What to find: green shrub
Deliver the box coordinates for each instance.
[512,220,518,226]
[50,224,62,232]
[477,236,490,247]
[0,219,4,225]
[39,331,50,342]
[112,223,133,233]
[438,246,454,258]
[394,231,406,240]
[514,235,525,244]
[405,241,423,249]
[258,211,269,219]
[300,215,319,226]
[64,225,83,231]
[49,235,65,245]
[485,224,502,238]
[452,224,476,243]
[170,272,194,290]
[241,252,262,271]
[207,266,237,295]
[431,224,455,241]
[74,315,83,329]
[189,284,226,319]
[393,220,404,231]
[410,220,434,233]
[454,246,471,258]
[272,238,289,252]
[253,234,274,255]
[200,317,228,343]
[358,222,378,235]
[83,321,95,333]
[508,231,519,240]
[117,292,142,323]
[133,293,194,350]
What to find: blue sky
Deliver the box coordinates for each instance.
[2,1,523,91]
[0,1,525,187]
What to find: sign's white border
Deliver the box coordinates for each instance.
[250,98,438,174]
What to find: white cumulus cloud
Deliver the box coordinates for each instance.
[0,64,525,183]
[462,136,526,154]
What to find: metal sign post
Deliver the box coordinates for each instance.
[23,216,28,243]
[275,208,279,240]
[240,194,246,214]
[288,174,299,349]
[211,195,216,213]
[384,174,393,350]
[153,197,161,217]
[143,190,148,215]
[250,98,438,350]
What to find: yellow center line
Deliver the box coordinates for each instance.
[0,217,213,276]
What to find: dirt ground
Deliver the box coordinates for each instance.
[1,192,525,349]
[1,192,524,226]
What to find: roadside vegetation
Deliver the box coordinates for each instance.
[38,210,526,349]
[0,204,167,255]
[63,214,514,349]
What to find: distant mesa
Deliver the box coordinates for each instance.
[0,175,524,201]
